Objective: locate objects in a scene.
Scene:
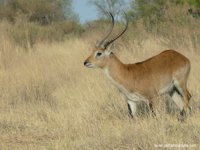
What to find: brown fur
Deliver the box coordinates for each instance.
[84,49,191,120]
[107,50,190,97]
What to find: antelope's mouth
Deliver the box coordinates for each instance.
[85,63,94,68]
[84,61,94,68]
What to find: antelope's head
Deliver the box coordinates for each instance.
[84,12,128,69]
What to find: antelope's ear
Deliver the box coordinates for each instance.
[105,43,113,55]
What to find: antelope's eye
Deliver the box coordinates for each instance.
[96,52,102,57]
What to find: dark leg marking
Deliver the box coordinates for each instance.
[178,109,186,122]
[149,103,156,117]
[173,86,183,97]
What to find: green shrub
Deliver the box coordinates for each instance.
[5,16,83,49]
[0,0,75,24]
[0,0,82,49]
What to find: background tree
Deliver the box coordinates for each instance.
[88,0,126,18]
[0,0,81,48]
[57,0,79,21]
[128,0,200,22]
[128,0,166,25]
[0,0,78,24]
[127,0,200,31]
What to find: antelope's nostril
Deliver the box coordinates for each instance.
[84,61,88,66]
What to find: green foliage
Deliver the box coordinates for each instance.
[128,0,200,31]
[6,18,83,49]
[187,0,200,7]
[0,0,83,48]
[125,1,200,51]
[128,1,166,32]
[0,0,77,24]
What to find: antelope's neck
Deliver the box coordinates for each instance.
[103,54,131,89]
[103,54,149,102]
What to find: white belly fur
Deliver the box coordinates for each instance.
[104,68,148,103]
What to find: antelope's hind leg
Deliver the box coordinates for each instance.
[173,80,191,121]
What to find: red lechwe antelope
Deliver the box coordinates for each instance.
[84,12,191,121]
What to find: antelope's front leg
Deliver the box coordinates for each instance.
[127,100,137,118]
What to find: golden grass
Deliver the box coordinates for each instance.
[0,33,200,150]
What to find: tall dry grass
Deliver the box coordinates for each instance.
[0,33,199,149]
[0,10,200,150]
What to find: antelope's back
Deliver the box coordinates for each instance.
[134,50,191,92]
[140,50,190,75]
